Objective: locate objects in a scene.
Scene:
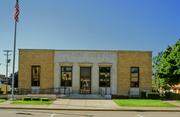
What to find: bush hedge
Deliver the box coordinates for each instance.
[23,97,31,101]
[141,92,147,99]
[23,97,50,101]
[111,95,129,99]
[32,98,41,101]
[165,92,180,100]
[41,98,49,101]
[147,92,160,99]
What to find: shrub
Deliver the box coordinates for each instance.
[23,97,31,101]
[111,95,129,99]
[165,92,180,100]
[171,93,180,100]
[32,98,41,101]
[165,91,171,99]
[147,92,160,99]
[41,98,49,101]
[141,92,147,99]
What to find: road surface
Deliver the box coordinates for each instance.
[0,109,179,117]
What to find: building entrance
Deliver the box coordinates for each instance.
[80,67,91,94]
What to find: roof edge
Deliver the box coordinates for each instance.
[18,48,152,53]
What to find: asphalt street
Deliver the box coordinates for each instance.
[0,109,180,117]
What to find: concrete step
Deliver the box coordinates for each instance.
[57,94,110,99]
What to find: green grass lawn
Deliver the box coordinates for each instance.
[0,99,6,103]
[113,99,176,107]
[11,100,52,105]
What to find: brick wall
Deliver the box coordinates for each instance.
[117,51,152,96]
[18,49,54,89]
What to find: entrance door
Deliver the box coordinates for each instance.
[80,67,91,94]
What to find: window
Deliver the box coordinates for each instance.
[99,67,111,87]
[130,67,139,87]
[31,65,40,86]
[61,66,72,87]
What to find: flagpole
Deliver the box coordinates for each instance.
[11,20,17,100]
[10,0,19,101]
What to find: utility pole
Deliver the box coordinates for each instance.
[3,50,12,94]
[3,50,12,80]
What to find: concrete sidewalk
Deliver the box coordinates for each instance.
[163,100,180,107]
[49,99,119,109]
[0,99,179,112]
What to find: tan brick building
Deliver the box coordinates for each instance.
[19,49,152,97]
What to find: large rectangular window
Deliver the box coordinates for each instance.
[130,67,139,87]
[99,67,111,87]
[31,65,40,86]
[61,66,72,87]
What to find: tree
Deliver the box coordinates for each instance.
[154,39,180,89]
[153,52,169,90]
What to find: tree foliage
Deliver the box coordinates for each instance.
[153,39,180,88]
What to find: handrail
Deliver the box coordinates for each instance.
[14,87,71,95]
[99,87,111,96]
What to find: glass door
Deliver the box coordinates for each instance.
[80,67,91,94]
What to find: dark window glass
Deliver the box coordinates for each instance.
[99,67,111,87]
[130,67,139,87]
[31,66,40,86]
[80,67,91,94]
[61,66,72,87]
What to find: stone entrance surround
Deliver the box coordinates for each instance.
[54,50,117,95]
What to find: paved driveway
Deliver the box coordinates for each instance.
[50,99,119,109]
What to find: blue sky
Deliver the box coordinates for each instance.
[0,0,180,75]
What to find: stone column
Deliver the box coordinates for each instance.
[72,63,80,94]
[111,64,117,94]
[54,63,60,88]
[91,63,99,94]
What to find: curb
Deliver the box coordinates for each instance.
[0,107,179,112]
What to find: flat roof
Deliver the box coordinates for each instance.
[19,48,152,53]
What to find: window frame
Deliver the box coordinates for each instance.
[130,67,139,88]
[99,67,111,87]
[60,66,73,87]
[31,65,40,87]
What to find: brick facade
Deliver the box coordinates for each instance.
[18,49,152,96]
[18,49,54,89]
[117,51,152,96]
